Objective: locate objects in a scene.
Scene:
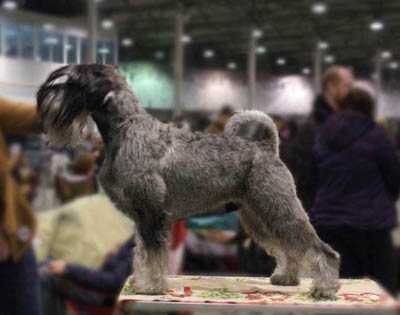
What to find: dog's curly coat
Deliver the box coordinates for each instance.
[37,64,340,299]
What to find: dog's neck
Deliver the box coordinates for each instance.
[92,89,146,146]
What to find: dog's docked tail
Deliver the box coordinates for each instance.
[224,110,279,155]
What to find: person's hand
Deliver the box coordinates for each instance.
[48,259,67,275]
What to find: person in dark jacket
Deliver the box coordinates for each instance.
[310,87,400,294]
[282,66,354,211]
[40,237,135,315]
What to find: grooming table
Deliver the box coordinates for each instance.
[117,275,398,314]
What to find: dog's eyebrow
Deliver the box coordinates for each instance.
[50,74,69,85]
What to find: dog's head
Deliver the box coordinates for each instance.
[37,64,127,147]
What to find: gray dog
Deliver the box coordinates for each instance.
[37,64,340,299]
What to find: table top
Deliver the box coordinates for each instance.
[118,275,399,315]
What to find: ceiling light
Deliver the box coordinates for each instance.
[65,44,73,50]
[302,67,311,75]
[44,37,59,45]
[121,38,133,47]
[98,47,110,55]
[318,41,329,50]
[389,61,399,70]
[311,2,327,15]
[252,28,263,39]
[370,20,384,32]
[256,46,266,54]
[43,23,56,31]
[155,51,165,60]
[101,19,114,30]
[276,58,286,66]
[227,62,237,70]
[181,34,191,44]
[2,1,17,10]
[203,49,215,59]
[381,51,392,59]
[324,55,335,63]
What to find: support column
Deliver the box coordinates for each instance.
[374,51,383,110]
[247,32,256,110]
[87,0,97,63]
[174,12,184,116]
[313,43,323,94]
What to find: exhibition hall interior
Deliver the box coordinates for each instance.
[1,0,400,314]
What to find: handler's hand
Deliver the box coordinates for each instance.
[48,259,67,275]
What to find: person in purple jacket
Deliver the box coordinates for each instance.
[310,87,400,294]
[40,237,134,315]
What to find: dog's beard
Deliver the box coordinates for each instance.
[40,90,88,148]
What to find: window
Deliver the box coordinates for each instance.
[4,23,18,57]
[20,24,34,59]
[39,30,63,63]
[80,38,88,63]
[66,36,78,64]
[97,40,114,64]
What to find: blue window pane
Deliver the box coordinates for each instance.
[4,23,19,57]
[20,25,34,59]
[80,38,88,63]
[66,36,78,64]
[97,40,114,64]
[39,30,63,63]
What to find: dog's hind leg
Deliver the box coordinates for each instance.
[239,210,300,286]
[245,159,340,298]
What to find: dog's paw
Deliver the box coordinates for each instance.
[270,273,299,286]
[309,283,340,300]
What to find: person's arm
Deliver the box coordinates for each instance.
[62,260,132,293]
[0,96,38,135]
[48,239,134,293]
[375,128,400,200]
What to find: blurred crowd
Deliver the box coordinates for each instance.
[1,65,400,315]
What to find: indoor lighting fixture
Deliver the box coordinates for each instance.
[181,34,191,44]
[98,47,110,55]
[121,38,134,47]
[389,61,399,70]
[370,20,384,32]
[43,23,56,31]
[381,51,392,59]
[44,37,59,45]
[318,41,329,50]
[203,49,215,59]
[2,0,17,10]
[256,46,266,54]
[154,51,165,60]
[311,2,327,15]
[302,67,311,75]
[276,58,286,66]
[324,55,335,63]
[227,62,237,70]
[101,19,114,30]
[252,28,263,39]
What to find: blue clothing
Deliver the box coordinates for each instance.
[0,248,42,315]
[310,111,400,229]
[62,237,134,293]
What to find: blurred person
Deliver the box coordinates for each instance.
[40,236,134,315]
[310,87,400,294]
[206,105,235,134]
[0,97,42,314]
[283,65,354,211]
[55,152,98,203]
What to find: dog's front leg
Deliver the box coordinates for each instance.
[131,217,170,294]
